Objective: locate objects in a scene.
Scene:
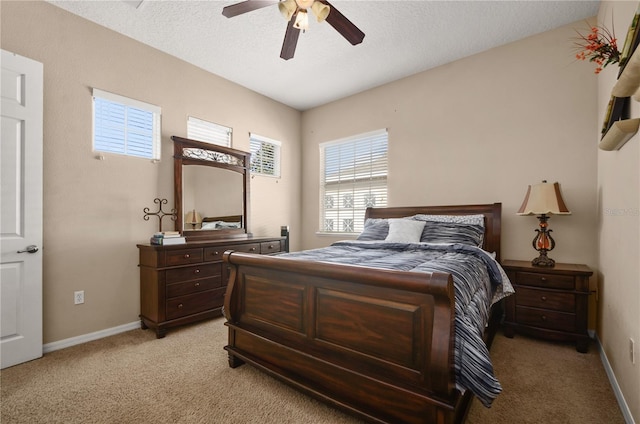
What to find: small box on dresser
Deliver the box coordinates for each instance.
[502,259,593,353]
[137,236,285,338]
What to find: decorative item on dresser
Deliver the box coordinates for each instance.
[137,237,285,338]
[502,259,593,353]
[136,136,285,337]
[517,180,571,267]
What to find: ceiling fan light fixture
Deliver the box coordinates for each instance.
[310,1,329,22]
[295,0,314,9]
[278,0,297,21]
[293,9,309,31]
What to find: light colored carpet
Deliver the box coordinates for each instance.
[1,318,624,423]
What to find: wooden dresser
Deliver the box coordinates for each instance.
[137,236,285,338]
[502,259,593,352]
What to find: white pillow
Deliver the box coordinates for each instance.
[385,219,426,243]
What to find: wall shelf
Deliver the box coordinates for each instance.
[599,118,640,150]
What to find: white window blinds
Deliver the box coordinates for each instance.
[320,129,388,233]
[187,116,232,147]
[92,88,161,160]
[249,133,281,177]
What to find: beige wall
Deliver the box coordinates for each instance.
[597,2,640,420]
[1,1,301,343]
[3,0,638,420]
[301,14,640,419]
[301,21,599,269]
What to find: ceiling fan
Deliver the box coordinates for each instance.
[222,0,365,60]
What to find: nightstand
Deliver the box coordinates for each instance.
[502,259,593,353]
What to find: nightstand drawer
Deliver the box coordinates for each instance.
[516,271,575,290]
[516,306,576,333]
[516,287,575,312]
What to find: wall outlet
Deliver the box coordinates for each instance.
[631,338,636,364]
[74,290,84,305]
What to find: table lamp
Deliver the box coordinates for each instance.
[517,180,571,267]
[185,209,202,229]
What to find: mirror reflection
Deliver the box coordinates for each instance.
[182,166,243,231]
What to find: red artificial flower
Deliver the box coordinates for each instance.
[574,22,620,74]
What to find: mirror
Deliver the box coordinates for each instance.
[172,136,251,241]
[182,167,243,230]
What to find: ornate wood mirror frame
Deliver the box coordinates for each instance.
[172,136,251,241]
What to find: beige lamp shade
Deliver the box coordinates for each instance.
[517,181,571,216]
[185,209,202,225]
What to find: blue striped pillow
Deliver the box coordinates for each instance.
[419,221,484,247]
[356,218,389,240]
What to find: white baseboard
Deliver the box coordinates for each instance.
[595,334,636,424]
[43,321,141,354]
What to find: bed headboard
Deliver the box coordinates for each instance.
[364,203,502,262]
[202,215,243,224]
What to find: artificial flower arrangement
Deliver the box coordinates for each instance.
[574,24,621,74]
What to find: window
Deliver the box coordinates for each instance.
[249,133,281,177]
[320,129,388,234]
[92,89,161,160]
[187,116,232,147]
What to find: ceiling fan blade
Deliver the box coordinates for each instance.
[222,0,278,18]
[320,0,365,45]
[280,13,301,60]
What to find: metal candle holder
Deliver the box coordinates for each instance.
[143,198,177,232]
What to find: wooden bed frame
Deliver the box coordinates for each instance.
[202,214,243,224]
[223,203,502,424]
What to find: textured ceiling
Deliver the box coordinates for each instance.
[48,0,599,111]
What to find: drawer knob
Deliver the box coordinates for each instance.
[250,247,256,252]
[184,254,190,259]
[268,244,274,249]
[540,277,547,282]
[194,282,200,287]
[541,315,547,321]
[194,269,200,274]
[541,296,547,301]
[215,251,219,255]
[177,303,183,309]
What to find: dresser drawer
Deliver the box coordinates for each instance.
[516,287,575,312]
[261,240,282,254]
[226,243,260,254]
[166,288,226,320]
[516,306,576,333]
[165,263,221,284]
[516,271,575,290]
[165,248,203,266]
[204,247,225,262]
[166,277,222,298]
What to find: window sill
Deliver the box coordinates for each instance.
[315,232,358,237]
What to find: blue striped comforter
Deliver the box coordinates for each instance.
[281,240,514,408]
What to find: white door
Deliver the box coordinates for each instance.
[1,50,44,369]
